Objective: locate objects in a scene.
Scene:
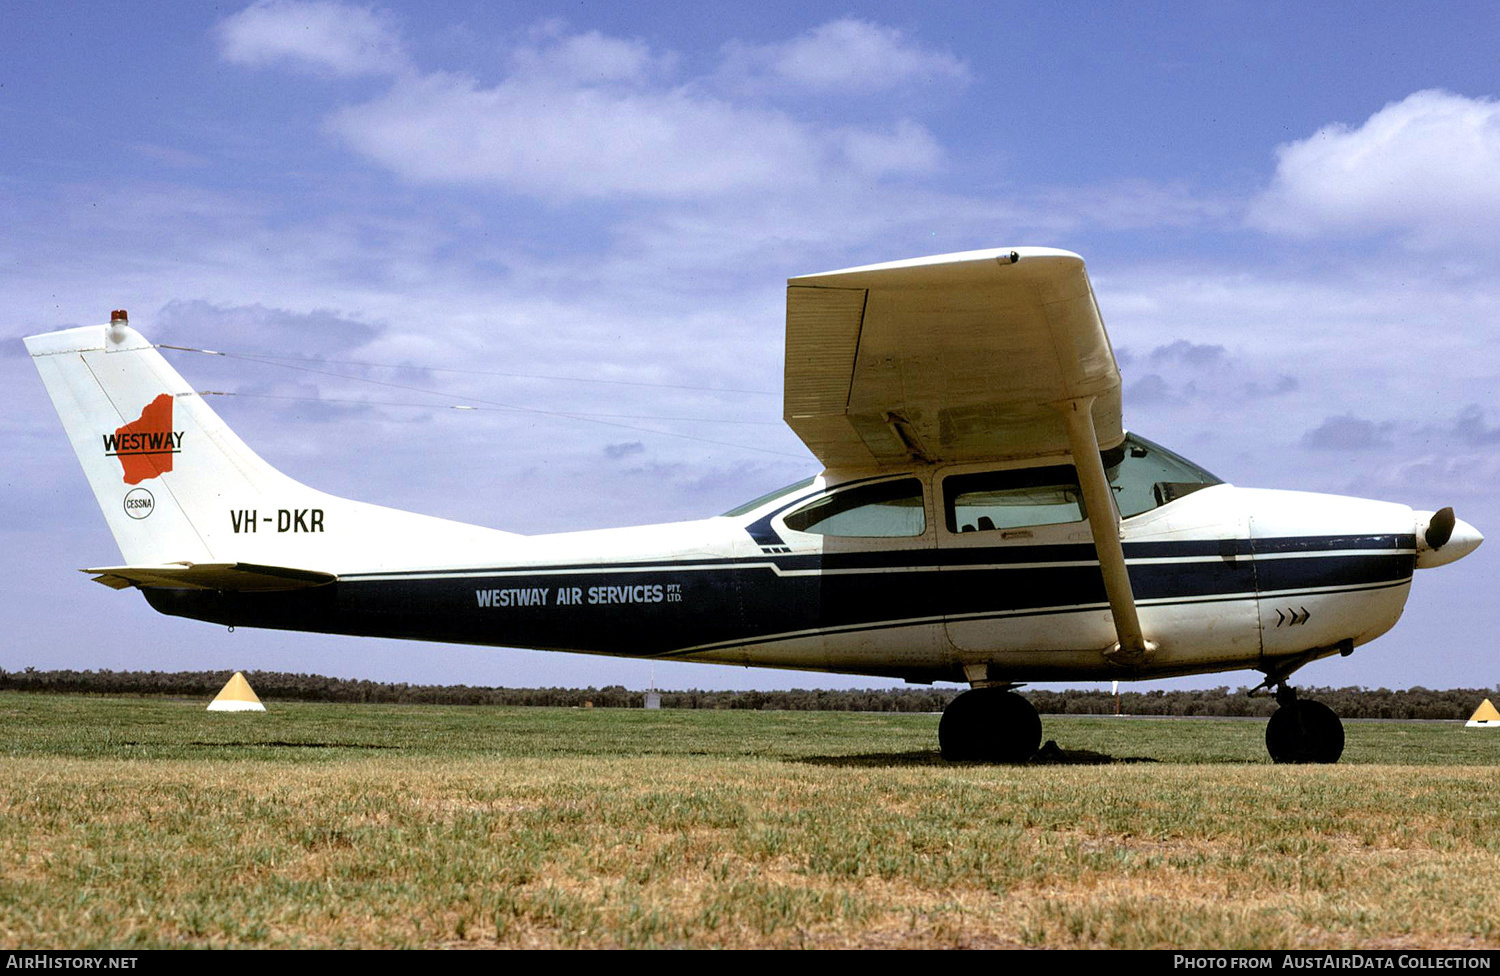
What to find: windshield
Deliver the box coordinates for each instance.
[1104,433,1223,518]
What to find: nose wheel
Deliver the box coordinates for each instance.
[939,687,1042,762]
[1265,685,1345,764]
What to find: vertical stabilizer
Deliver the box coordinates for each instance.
[26,316,517,575]
[25,319,305,566]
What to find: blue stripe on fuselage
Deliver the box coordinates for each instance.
[334,533,1415,580]
[146,534,1416,660]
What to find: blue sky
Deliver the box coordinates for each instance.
[3,2,1498,693]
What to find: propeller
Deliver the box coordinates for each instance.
[1424,506,1456,550]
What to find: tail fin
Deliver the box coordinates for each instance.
[26,316,512,576]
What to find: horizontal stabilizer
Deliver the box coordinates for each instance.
[83,562,336,591]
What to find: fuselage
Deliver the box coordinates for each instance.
[145,439,1432,685]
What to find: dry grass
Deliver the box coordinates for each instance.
[1,693,1497,948]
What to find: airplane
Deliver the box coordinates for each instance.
[25,246,1483,764]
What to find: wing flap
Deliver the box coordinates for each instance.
[83,562,337,591]
[785,247,1123,467]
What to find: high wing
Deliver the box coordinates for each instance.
[785,247,1122,468]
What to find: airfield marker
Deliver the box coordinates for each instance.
[1465,698,1500,727]
[207,671,266,712]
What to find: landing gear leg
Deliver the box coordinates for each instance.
[939,688,1042,763]
[1265,684,1345,764]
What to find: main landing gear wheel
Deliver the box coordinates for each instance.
[1265,692,1345,764]
[939,688,1042,763]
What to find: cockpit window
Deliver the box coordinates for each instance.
[945,466,1086,533]
[782,478,926,537]
[1105,433,1223,519]
[722,476,816,517]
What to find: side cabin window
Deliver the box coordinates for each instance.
[782,478,926,538]
[1105,434,1223,519]
[945,466,1085,534]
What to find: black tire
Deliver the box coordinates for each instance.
[1265,699,1345,764]
[939,688,1042,763]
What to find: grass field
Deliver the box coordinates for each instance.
[2,693,1498,949]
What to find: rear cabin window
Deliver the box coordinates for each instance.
[782,479,926,538]
[945,466,1086,534]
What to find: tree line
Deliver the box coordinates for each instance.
[1,668,1495,719]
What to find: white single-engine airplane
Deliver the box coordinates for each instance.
[26,247,1482,763]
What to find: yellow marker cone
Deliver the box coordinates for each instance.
[207,671,266,712]
[1465,698,1500,728]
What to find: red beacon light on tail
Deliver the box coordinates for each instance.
[107,309,130,345]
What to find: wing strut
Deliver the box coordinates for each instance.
[1057,397,1155,664]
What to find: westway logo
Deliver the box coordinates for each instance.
[102,394,182,485]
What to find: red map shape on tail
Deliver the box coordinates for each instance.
[111,394,176,485]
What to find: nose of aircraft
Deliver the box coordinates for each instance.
[1415,507,1484,568]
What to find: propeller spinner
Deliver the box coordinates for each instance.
[1415,507,1483,568]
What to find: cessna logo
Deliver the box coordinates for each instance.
[123,488,155,519]
[102,394,183,485]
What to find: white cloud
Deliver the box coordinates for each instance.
[1301,415,1395,451]
[1248,90,1500,246]
[1037,181,1233,230]
[211,15,957,201]
[154,300,380,357]
[508,28,676,87]
[837,120,943,178]
[1087,267,1500,554]
[325,24,947,202]
[329,71,835,199]
[218,0,407,76]
[1117,337,1295,409]
[719,18,969,94]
